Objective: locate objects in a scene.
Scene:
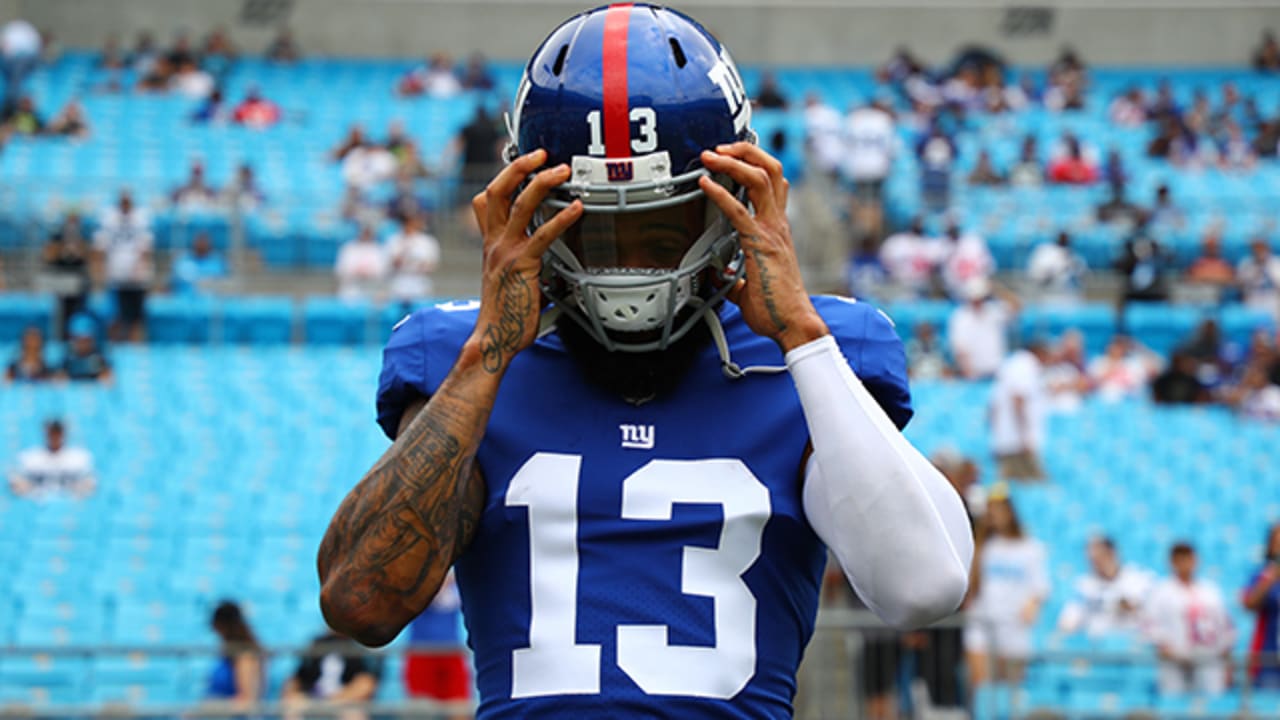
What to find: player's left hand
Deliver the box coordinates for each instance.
[699,143,829,353]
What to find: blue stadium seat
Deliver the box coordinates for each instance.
[304,297,372,345]
[0,293,54,342]
[145,294,217,344]
[219,296,295,344]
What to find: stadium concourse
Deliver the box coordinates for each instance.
[2,22,1280,720]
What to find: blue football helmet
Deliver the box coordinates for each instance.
[508,2,756,352]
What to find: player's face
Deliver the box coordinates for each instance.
[563,198,707,271]
[1172,552,1196,581]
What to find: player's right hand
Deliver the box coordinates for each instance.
[469,149,583,374]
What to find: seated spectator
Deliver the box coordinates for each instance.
[1116,224,1170,303]
[940,222,995,301]
[265,27,300,63]
[1089,335,1158,401]
[335,226,389,302]
[231,88,281,128]
[43,211,91,339]
[754,71,788,109]
[948,278,1018,380]
[1254,30,1280,72]
[45,100,89,138]
[1057,536,1153,639]
[1047,134,1098,184]
[1151,351,1210,405]
[879,216,943,298]
[331,124,369,164]
[460,52,494,91]
[190,88,226,125]
[1181,318,1232,386]
[342,140,397,190]
[281,629,380,711]
[1145,543,1234,696]
[206,601,264,708]
[905,321,949,380]
[1243,523,1280,689]
[387,214,441,306]
[6,326,53,383]
[98,33,125,70]
[1185,230,1236,289]
[340,185,382,227]
[222,163,266,210]
[1008,134,1043,187]
[1226,363,1280,420]
[966,149,1006,186]
[398,53,461,98]
[137,56,174,92]
[916,122,956,212]
[1147,116,1180,159]
[201,27,237,68]
[1044,330,1091,413]
[170,59,214,98]
[1239,237,1280,319]
[165,31,199,69]
[1027,231,1086,305]
[1096,181,1145,226]
[60,314,113,382]
[2,95,42,135]
[1108,87,1147,127]
[8,419,95,498]
[845,234,887,302]
[171,233,228,295]
[127,30,159,74]
[1148,184,1185,228]
[394,138,431,179]
[171,160,218,209]
[1220,119,1257,171]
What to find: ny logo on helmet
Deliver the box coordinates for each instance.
[605,161,634,182]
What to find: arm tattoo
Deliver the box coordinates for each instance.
[749,245,790,334]
[479,262,532,374]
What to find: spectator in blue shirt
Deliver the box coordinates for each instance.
[59,314,112,383]
[171,233,228,295]
[206,600,263,708]
[1244,523,1280,688]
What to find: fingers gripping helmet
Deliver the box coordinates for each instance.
[508,2,755,352]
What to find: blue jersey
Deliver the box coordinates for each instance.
[376,296,912,719]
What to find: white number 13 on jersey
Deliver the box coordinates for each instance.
[505,453,770,699]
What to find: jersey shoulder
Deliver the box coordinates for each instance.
[811,295,913,430]
[375,300,480,440]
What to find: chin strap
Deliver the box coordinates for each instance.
[702,308,789,380]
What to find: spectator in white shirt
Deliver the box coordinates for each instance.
[843,97,896,238]
[386,214,441,307]
[1145,542,1234,695]
[948,277,1019,380]
[93,190,154,342]
[335,226,389,302]
[397,53,461,98]
[341,143,397,191]
[880,216,944,298]
[171,160,219,209]
[940,222,995,301]
[9,419,96,499]
[1027,230,1087,305]
[1043,330,1091,414]
[1,19,41,113]
[1089,335,1160,402]
[802,93,844,178]
[1057,536,1154,639]
[1239,237,1280,320]
[990,340,1051,481]
[965,487,1050,687]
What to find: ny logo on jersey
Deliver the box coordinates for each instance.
[619,423,655,450]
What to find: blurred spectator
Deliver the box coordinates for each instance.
[754,71,788,109]
[387,214,441,306]
[341,186,382,227]
[171,160,218,209]
[967,149,1006,186]
[905,321,949,380]
[93,190,154,343]
[201,26,237,76]
[1056,536,1154,639]
[1145,542,1234,696]
[457,105,503,204]
[331,124,369,163]
[1148,184,1185,228]
[1253,119,1280,158]
[1096,181,1145,226]
[843,97,895,238]
[165,31,199,69]
[1243,522,1280,688]
[1027,230,1087,305]
[394,139,431,180]
[384,119,411,158]
[232,88,281,128]
[1225,363,1280,421]
[1047,134,1099,184]
[60,314,113,382]
[1102,148,1127,188]
[1254,30,1280,72]
[1147,116,1180,159]
[206,601,264,706]
[265,27,300,63]
[5,327,53,383]
[460,52,494,91]
[940,221,995,300]
[1109,87,1147,127]
[1089,336,1159,401]
[1151,351,1210,405]
[281,629,380,714]
[991,339,1051,481]
[1238,237,1280,319]
[138,57,175,92]
[190,88,227,124]
[1008,134,1043,188]
[949,278,1018,380]
[42,211,92,339]
[1043,330,1091,413]
[342,139,397,190]
[171,233,228,295]
[1,18,41,113]
[2,95,43,135]
[170,59,213,99]
[386,172,430,225]
[916,122,956,212]
[45,100,90,139]
[8,419,95,499]
[1185,229,1236,290]
[965,487,1049,687]
[1180,318,1232,387]
[879,216,942,298]
[803,93,844,179]
[222,163,266,210]
[128,30,159,74]
[1220,120,1257,171]
[845,234,887,302]
[404,571,472,711]
[99,34,125,70]
[877,46,925,85]
[398,53,461,98]
[1116,224,1170,303]
[335,226,389,302]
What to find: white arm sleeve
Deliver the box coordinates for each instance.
[789,334,974,629]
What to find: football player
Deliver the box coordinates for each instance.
[318,4,973,717]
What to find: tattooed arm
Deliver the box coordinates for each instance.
[318,149,584,646]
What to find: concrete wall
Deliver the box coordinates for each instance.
[10,0,1280,66]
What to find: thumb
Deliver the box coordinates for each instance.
[726,278,747,306]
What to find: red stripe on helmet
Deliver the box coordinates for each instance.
[601,3,633,158]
